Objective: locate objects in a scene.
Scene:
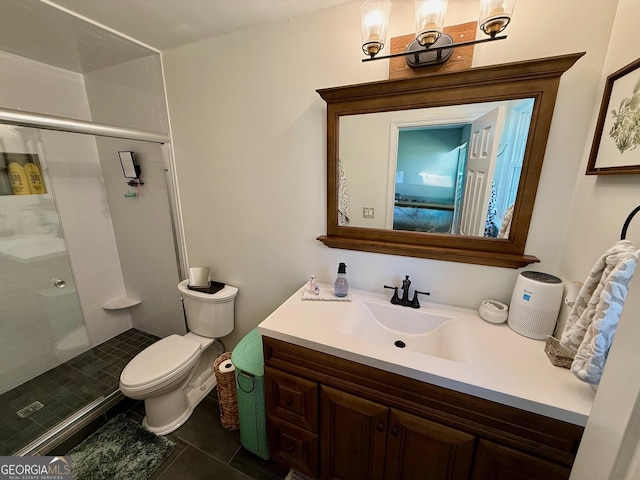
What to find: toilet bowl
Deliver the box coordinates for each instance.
[119,279,237,435]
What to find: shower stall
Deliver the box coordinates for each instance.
[0,117,184,456]
[0,1,186,456]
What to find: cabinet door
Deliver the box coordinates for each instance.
[267,414,319,478]
[320,386,388,480]
[384,409,476,480]
[472,439,571,480]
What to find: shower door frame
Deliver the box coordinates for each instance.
[0,106,187,456]
[0,106,187,279]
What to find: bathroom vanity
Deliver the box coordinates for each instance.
[258,285,594,480]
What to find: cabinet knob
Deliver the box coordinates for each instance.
[376,422,384,432]
[287,443,295,452]
[285,397,292,406]
[391,426,398,436]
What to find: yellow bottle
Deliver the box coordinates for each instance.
[7,156,30,195]
[24,157,47,194]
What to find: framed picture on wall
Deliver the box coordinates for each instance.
[586,57,640,175]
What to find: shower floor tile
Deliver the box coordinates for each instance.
[0,328,158,455]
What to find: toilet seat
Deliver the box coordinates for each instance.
[120,334,202,392]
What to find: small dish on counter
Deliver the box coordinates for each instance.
[478,299,509,324]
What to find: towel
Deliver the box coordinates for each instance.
[498,204,514,239]
[302,288,352,301]
[338,158,350,226]
[559,240,640,384]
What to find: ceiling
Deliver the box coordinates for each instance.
[47,0,356,51]
[0,0,354,73]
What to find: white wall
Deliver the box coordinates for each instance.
[161,0,616,350]
[558,0,640,477]
[84,57,184,338]
[84,55,169,133]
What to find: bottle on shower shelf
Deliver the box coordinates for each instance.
[0,153,12,195]
[24,155,46,194]
[7,154,29,195]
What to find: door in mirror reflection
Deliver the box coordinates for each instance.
[339,98,533,237]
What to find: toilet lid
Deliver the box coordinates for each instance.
[120,334,202,389]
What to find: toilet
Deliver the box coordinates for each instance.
[119,279,238,435]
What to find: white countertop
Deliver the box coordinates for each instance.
[258,283,595,426]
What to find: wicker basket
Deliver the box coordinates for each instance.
[213,352,239,430]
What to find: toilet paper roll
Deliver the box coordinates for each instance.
[213,352,239,431]
[218,361,235,373]
[188,266,210,287]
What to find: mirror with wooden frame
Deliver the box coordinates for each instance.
[317,52,584,268]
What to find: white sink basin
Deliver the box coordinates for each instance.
[339,300,468,363]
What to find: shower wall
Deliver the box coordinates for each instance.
[0,45,184,390]
[0,51,131,392]
[84,56,184,338]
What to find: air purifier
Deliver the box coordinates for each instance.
[507,271,564,340]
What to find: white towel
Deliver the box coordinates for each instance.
[498,204,514,239]
[338,158,350,226]
[302,287,352,301]
[559,240,639,384]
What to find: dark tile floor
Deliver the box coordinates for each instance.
[126,393,288,480]
[0,328,158,455]
[2,327,288,479]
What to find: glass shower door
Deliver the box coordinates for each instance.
[0,124,94,454]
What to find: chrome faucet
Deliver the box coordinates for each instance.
[384,275,430,308]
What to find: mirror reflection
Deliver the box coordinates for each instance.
[339,98,534,238]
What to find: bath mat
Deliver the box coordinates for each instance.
[67,414,174,480]
[285,469,316,480]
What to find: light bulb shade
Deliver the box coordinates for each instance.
[415,0,448,46]
[479,0,516,37]
[360,0,392,57]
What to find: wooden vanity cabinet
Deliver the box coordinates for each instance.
[263,337,584,480]
[265,366,319,477]
[321,386,476,480]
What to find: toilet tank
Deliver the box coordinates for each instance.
[178,280,238,338]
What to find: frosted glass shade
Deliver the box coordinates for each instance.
[360,0,392,57]
[479,0,516,37]
[415,0,448,46]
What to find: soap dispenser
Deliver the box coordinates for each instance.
[334,262,348,297]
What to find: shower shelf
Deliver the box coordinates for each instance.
[102,297,141,310]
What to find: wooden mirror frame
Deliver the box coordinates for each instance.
[317,52,584,269]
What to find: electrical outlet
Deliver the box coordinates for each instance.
[363,207,375,219]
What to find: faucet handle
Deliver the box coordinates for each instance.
[410,290,431,309]
[384,285,401,305]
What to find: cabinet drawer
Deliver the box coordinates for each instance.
[267,414,319,478]
[265,365,318,431]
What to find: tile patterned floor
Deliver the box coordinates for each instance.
[0,328,158,455]
[127,394,288,480]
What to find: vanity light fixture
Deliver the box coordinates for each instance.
[360,0,516,67]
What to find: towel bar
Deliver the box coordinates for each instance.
[620,205,640,240]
